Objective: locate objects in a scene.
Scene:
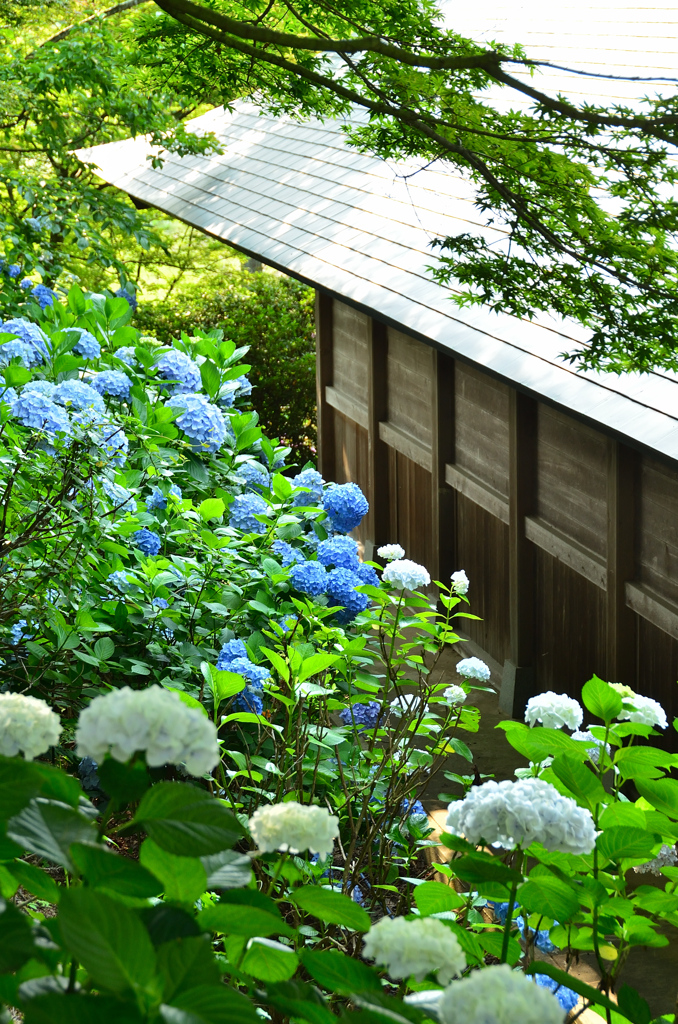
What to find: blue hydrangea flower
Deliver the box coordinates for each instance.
[11,391,71,435]
[228,657,270,687]
[516,916,558,953]
[171,393,231,453]
[235,375,252,397]
[229,493,269,534]
[23,380,55,398]
[7,264,20,279]
[91,370,131,399]
[53,380,105,413]
[323,482,369,533]
[1,318,49,363]
[339,701,382,729]
[236,461,270,492]
[217,639,248,666]
[289,560,328,596]
[115,287,137,311]
[31,284,56,309]
[234,690,264,714]
[355,562,379,587]
[114,346,136,367]
[533,975,578,1014]
[78,756,100,791]
[0,386,17,406]
[402,798,426,817]
[152,597,169,609]
[292,467,324,506]
[133,528,161,556]
[20,277,32,290]
[68,328,101,360]
[278,614,298,633]
[25,218,42,233]
[107,570,134,592]
[0,339,34,368]
[10,618,32,644]
[77,416,128,466]
[155,349,202,395]
[326,567,369,623]
[317,536,360,570]
[272,540,302,567]
[100,478,135,514]
[146,484,182,511]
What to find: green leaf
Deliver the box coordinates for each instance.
[157,937,221,1001]
[198,498,225,521]
[292,886,370,931]
[452,853,523,887]
[134,783,245,857]
[198,902,293,938]
[212,670,246,702]
[240,938,298,982]
[0,756,46,819]
[70,844,161,898]
[7,799,97,871]
[496,721,587,762]
[297,653,340,683]
[636,778,678,819]
[260,647,290,682]
[140,839,207,904]
[414,880,465,915]
[0,898,37,972]
[301,949,382,995]
[596,827,660,862]
[161,984,259,1024]
[524,963,625,1020]
[617,985,651,1024]
[67,284,87,315]
[58,888,157,994]
[200,359,221,398]
[518,876,580,921]
[8,860,60,903]
[94,637,115,661]
[477,929,522,965]
[3,363,31,386]
[97,758,151,803]
[23,994,144,1024]
[550,755,607,809]
[201,851,253,890]
[166,689,209,716]
[581,676,623,723]
[265,980,335,1024]
[614,747,674,781]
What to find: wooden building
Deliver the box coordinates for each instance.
[80,2,678,729]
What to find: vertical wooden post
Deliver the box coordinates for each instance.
[367,318,389,553]
[315,291,335,480]
[500,389,538,716]
[431,350,456,583]
[606,440,637,685]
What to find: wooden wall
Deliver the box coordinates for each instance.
[315,292,678,736]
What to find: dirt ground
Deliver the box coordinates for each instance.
[423,643,678,1020]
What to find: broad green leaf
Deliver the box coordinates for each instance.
[518,876,580,921]
[67,284,87,315]
[0,864,18,898]
[599,804,646,830]
[265,980,335,1024]
[94,637,115,660]
[161,983,259,1024]
[3,364,31,386]
[476,929,522,965]
[157,937,221,1001]
[614,747,674,781]
[134,783,245,857]
[0,756,47,819]
[71,844,160,898]
[8,860,60,903]
[198,498,225,521]
[596,827,660,863]
[97,758,151,803]
[260,646,290,682]
[23,994,144,1024]
[140,839,207,904]
[414,880,465,915]
[166,689,208,716]
[452,854,522,887]
[240,938,298,982]
[496,721,587,762]
[616,986,651,1024]
[300,949,381,995]
[198,902,293,938]
[0,898,36,972]
[636,778,678,819]
[58,889,157,994]
[297,653,340,683]
[212,670,246,702]
[201,851,253,889]
[199,359,221,398]
[582,676,623,723]
[7,799,97,871]
[550,755,607,809]
[293,886,370,931]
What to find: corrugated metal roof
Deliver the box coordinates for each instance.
[78,1,678,463]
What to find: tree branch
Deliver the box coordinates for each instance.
[35,0,153,49]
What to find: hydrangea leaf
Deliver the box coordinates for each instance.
[161,983,260,1024]
[7,799,98,871]
[140,839,207,905]
[596,827,660,863]
[582,676,624,723]
[240,939,299,982]
[71,843,161,899]
[292,887,370,931]
[300,949,382,996]
[519,876,580,922]
[550,755,607,810]
[134,782,245,857]
[198,902,294,938]
[413,880,465,916]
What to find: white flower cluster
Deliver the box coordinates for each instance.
[437,964,564,1024]
[611,685,668,729]
[389,693,423,717]
[248,800,339,859]
[445,777,596,855]
[76,685,219,776]
[382,558,430,591]
[443,685,467,706]
[377,543,405,562]
[633,844,678,876]
[450,569,469,595]
[525,691,583,731]
[363,916,466,985]
[0,693,61,760]
[456,657,491,682]
[571,728,610,763]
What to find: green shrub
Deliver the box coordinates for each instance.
[135,272,316,464]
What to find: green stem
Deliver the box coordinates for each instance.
[501,879,519,963]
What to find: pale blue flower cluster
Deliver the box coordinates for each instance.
[0,386,17,406]
[326,567,369,623]
[229,493,269,533]
[114,346,136,367]
[217,639,269,715]
[317,536,360,570]
[101,478,136,514]
[289,560,328,596]
[24,381,55,398]
[236,461,270,492]
[91,370,131,399]
[0,340,34,368]
[31,284,56,309]
[6,265,20,279]
[219,375,252,408]
[107,571,134,592]
[323,481,369,532]
[1,318,49,364]
[146,484,182,511]
[115,287,137,311]
[53,380,105,413]
[272,540,302,567]
[10,619,32,644]
[456,657,491,682]
[532,975,578,1014]
[155,350,202,395]
[171,393,231,453]
[152,597,169,609]
[292,467,324,506]
[133,528,161,556]
[20,278,32,290]
[70,328,101,360]
[11,391,71,436]
[354,562,379,586]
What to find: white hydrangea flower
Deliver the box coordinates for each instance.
[438,964,564,1024]
[248,800,339,858]
[0,693,61,760]
[382,558,430,591]
[76,685,219,776]
[571,728,610,763]
[456,657,491,682]
[613,687,668,729]
[525,691,583,731]
[445,777,596,855]
[443,685,467,706]
[377,543,405,561]
[389,693,423,717]
[633,844,678,875]
[450,570,469,595]
[363,916,466,985]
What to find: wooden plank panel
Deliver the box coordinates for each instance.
[445,464,509,523]
[537,405,608,557]
[379,421,432,471]
[525,516,607,589]
[639,455,678,606]
[636,616,678,752]
[606,442,637,685]
[454,364,510,497]
[626,582,678,641]
[325,385,368,429]
[332,299,369,407]
[386,449,433,570]
[456,494,511,664]
[333,410,372,545]
[386,327,434,448]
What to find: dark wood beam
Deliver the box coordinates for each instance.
[315,291,335,480]
[431,351,456,583]
[367,318,390,552]
[606,440,638,684]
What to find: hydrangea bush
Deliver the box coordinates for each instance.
[0,288,675,1024]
